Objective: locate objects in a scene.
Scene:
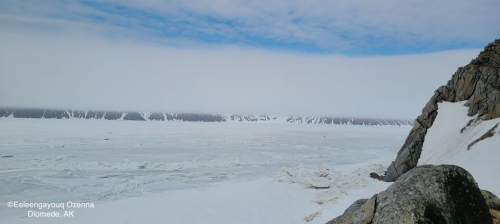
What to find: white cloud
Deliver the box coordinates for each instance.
[0,32,482,118]
[108,0,500,49]
[1,0,498,52]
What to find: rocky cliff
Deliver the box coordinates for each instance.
[383,39,500,181]
[0,108,413,126]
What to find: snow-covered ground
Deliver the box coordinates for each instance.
[0,119,409,223]
[419,101,500,196]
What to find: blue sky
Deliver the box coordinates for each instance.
[1,0,499,55]
[0,0,497,117]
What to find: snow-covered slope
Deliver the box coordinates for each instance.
[0,108,413,126]
[418,101,500,195]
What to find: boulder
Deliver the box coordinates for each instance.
[369,172,384,181]
[384,39,500,182]
[326,197,375,224]
[328,165,492,224]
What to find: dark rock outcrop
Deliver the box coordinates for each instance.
[230,114,258,122]
[259,115,271,121]
[148,113,165,121]
[43,109,70,119]
[173,113,226,122]
[328,165,492,224]
[369,172,384,181]
[5,109,14,117]
[104,111,123,120]
[384,39,500,182]
[12,109,45,118]
[85,110,105,119]
[165,113,174,121]
[70,110,86,119]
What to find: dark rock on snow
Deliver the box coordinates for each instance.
[328,165,492,224]
[468,124,499,149]
[104,111,123,120]
[4,109,14,117]
[12,109,45,118]
[173,113,226,122]
[43,109,70,119]
[85,110,105,119]
[369,172,384,181]
[148,113,165,121]
[70,110,86,118]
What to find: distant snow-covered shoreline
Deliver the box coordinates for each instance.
[0,108,413,126]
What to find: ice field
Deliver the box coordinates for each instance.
[0,119,411,223]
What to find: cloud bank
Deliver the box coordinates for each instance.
[0,32,481,119]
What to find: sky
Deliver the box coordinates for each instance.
[0,0,499,119]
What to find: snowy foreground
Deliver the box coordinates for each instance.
[1,119,409,223]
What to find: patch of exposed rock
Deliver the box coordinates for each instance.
[482,190,500,211]
[384,39,500,182]
[328,165,492,224]
[492,209,500,224]
[468,124,499,149]
[369,172,384,181]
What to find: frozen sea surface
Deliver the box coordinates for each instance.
[0,119,409,223]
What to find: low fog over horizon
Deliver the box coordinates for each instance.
[1,0,498,119]
[0,33,482,120]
